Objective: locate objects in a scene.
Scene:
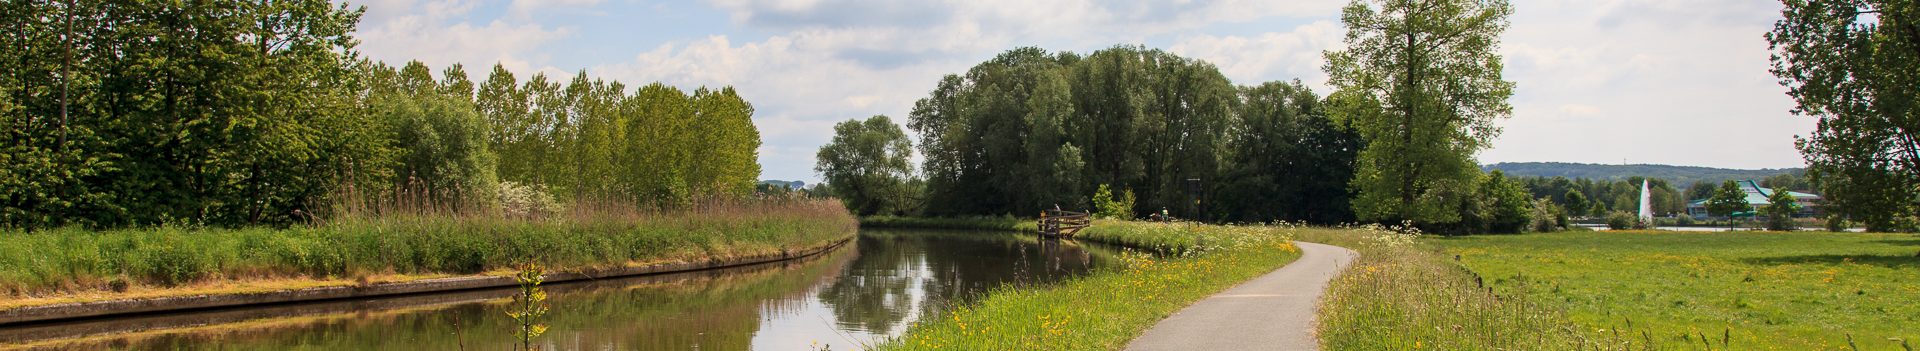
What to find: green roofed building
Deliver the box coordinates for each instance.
[1685,179,1821,219]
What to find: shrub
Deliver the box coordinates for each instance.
[498,181,563,219]
[1527,198,1563,233]
[1091,184,1135,220]
[1605,211,1642,230]
[1675,214,1696,226]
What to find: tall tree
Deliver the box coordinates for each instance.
[1707,180,1753,228]
[1217,80,1362,223]
[816,116,916,216]
[1324,0,1516,226]
[1768,0,1919,232]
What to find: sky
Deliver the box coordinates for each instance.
[347,0,1814,183]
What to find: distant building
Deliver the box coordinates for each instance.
[1686,179,1821,218]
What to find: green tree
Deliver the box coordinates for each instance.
[1763,188,1800,231]
[1324,0,1517,226]
[1562,189,1591,217]
[816,116,916,216]
[1217,80,1362,223]
[376,93,499,207]
[1707,180,1752,229]
[1768,0,1919,232]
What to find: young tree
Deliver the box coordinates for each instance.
[1763,189,1800,231]
[1324,0,1517,226]
[816,116,916,216]
[1768,0,1919,232]
[1562,189,1591,217]
[1706,180,1752,229]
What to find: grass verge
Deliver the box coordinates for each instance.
[1434,231,1920,350]
[0,199,856,304]
[870,221,1305,350]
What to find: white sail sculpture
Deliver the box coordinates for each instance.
[1638,179,1653,223]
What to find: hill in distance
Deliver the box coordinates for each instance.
[1483,162,1803,186]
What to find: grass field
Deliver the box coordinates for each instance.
[1434,231,1920,350]
[871,221,1307,350]
[0,199,856,301]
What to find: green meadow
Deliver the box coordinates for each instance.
[1436,231,1920,350]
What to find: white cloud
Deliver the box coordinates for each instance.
[350,0,572,74]
[1168,20,1344,92]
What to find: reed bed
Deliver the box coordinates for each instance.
[871,221,1304,350]
[0,199,855,298]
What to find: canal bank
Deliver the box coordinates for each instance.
[2,229,1125,350]
[0,236,854,326]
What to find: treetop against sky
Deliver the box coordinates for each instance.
[353,0,1808,182]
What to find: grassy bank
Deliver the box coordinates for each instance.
[0,199,856,303]
[1435,231,1919,350]
[1301,225,1598,350]
[872,221,1305,350]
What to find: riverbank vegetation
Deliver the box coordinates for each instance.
[0,199,854,303]
[857,216,1028,232]
[873,221,1303,350]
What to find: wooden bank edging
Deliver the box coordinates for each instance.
[0,236,853,326]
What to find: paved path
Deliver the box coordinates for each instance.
[1124,241,1358,351]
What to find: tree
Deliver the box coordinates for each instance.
[1217,80,1363,224]
[816,116,916,216]
[376,93,499,207]
[1324,0,1517,227]
[1562,189,1591,217]
[1706,180,1752,229]
[1768,0,1919,232]
[1763,188,1800,231]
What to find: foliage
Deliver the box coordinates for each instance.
[1605,211,1641,230]
[910,46,1242,219]
[1484,162,1805,188]
[1527,197,1565,233]
[1706,180,1753,220]
[1562,189,1591,217]
[1216,80,1363,224]
[1512,176,1686,217]
[497,181,563,219]
[1325,0,1516,226]
[856,215,1031,232]
[1089,184,1136,220]
[0,2,767,229]
[815,115,917,216]
[1763,188,1800,231]
[374,93,499,208]
[1437,231,1920,350]
[508,262,549,351]
[1,0,372,228]
[0,199,855,295]
[875,222,1303,350]
[1768,0,1920,233]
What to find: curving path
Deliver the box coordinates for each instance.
[1124,241,1358,351]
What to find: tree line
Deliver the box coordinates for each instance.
[819,46,1364,224]
[820,0,1543,234]
[0,1,761,230]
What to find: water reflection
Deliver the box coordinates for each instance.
[0,230,1119,350]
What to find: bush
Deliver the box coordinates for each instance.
[1675,215,1696,226]
[1091,184,1136,220]
[1825,215,1848,232]
[1605,211,1643,230]
[1527,198,1564,233]
[498,181,563,219]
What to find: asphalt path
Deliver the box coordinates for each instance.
[1123,241,1358,351]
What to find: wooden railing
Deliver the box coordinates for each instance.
[1039,209,1091,239]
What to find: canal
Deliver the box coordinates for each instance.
[0,229,1123,350]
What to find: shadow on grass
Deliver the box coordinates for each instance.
[1742,254,1920,269]
[1875,238,1920,247]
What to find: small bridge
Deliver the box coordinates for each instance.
[1038,209,1091,239]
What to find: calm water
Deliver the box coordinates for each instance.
[0,229,1120,350]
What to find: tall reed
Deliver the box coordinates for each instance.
[0,197,855,298]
